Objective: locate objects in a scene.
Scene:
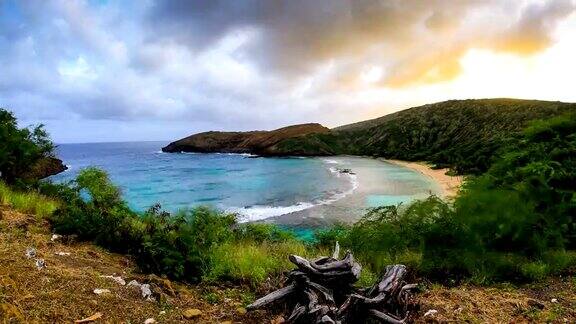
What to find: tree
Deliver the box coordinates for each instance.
[0,108,55,183]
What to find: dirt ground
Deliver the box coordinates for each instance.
[1,205,575,323]
[0,206,271,323]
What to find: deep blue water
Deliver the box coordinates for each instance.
[51,141,440,226]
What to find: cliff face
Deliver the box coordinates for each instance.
[23,157,68,180]
[162,123,331,156]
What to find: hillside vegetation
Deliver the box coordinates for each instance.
[276,99,576,173]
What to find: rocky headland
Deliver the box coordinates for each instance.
[24,157,68,180]
[162,123,331,156]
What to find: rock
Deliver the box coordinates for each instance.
[159,310,166,315]
[127,280,141,287]
[236,307,247,315]
[147,274,177,297]
[144,318,156,324]
[25,247,36,258]
[424,309,438,317]
[126,280,154,301]
[528,298,545,310]
[74,312,103,323]
[141,283,154,301]
[183,308,202,319]
[51,234,62,242]
[93,288,111,295]
[35,259,46,270]
[100,275,126,286]
[551,298,558,303]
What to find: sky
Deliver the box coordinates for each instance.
[1,0,575,143]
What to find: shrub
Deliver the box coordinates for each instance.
[235,222,297,243]
[314,223,349,248]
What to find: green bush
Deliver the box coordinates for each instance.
[313,223,349,248]
[235,222,297,243]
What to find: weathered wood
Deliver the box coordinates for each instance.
[311,251,353,271]
[246,283,296,310]
[368,265,406,296]
[332,241,340,259]
[286,304,306,323]
[248,252,415,324]
[369,309,406,324]
[308,281,335,304]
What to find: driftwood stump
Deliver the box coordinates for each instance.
[247,243,417,323]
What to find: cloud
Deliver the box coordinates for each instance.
[148,0,575,87]
[0,0,574,142]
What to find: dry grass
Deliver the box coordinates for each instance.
[0,206,270,323]
[414,280,576,323]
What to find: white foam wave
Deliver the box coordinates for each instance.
[229,164,359,222]
[228,202,316,222]
[323,159,340,164]
[215,152,257,157]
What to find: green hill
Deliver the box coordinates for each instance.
[274,99,576,174]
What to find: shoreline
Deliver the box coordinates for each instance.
[382,159,464,198]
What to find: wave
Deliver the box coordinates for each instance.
[227,202,316,222]
[322,159,340,164]
[230,162,359,222]
[214,152,257,157]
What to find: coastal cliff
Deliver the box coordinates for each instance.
[24,157,68,180]
[162,123,331,156]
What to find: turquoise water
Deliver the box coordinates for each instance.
[51,142,440,226]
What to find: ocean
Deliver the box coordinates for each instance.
[51,141,440,229]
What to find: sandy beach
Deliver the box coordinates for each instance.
[384,159,464,198]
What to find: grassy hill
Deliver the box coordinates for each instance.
[275,99,576,173]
